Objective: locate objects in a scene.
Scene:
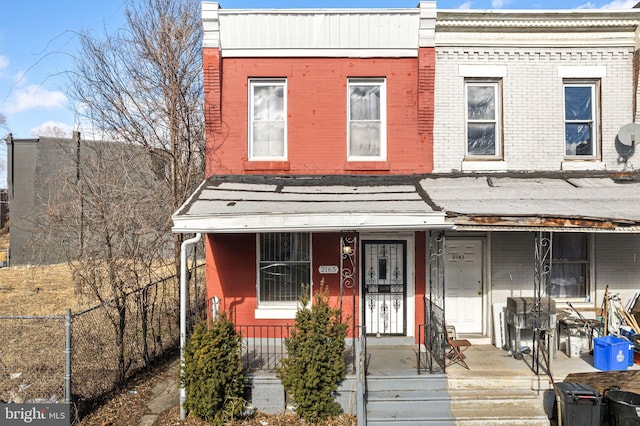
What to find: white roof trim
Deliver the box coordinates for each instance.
[220,49,418,58]
[172,176,450,233]
[172,212,449,233]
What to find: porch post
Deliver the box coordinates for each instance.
[427,230,446,373]
[340,235,357,350]
[533,231,552,375]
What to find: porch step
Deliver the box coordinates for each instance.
[448,373,550,426]
[366,374,453,425]
[447,370,552,391]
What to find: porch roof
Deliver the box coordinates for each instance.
[423,172,640,232]
[172,172,640,234]
[172,174,450,233]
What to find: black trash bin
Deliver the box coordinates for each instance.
[604,388,640,426]
[555,382,602,426]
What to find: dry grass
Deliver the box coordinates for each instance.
[0,263,85,316]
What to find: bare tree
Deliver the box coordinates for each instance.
[67,0,205,273]
[39,0,206,383]
[36,137,174,383]
[31,124,71,138]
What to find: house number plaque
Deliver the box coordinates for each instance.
[318,265,339,274]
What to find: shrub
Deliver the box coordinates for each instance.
[277,281,348,423]
[181,312,246,424]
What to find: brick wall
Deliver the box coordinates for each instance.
[203,52,435,175]
[434,47,636,172]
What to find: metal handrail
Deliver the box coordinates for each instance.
[356,325,367,425]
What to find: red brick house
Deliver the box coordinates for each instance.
[174,2,445,342]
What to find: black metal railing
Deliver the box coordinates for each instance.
[234,324,357,373]
[421,297,446,374]
[417,323,427,374]
[234,324,292,371]
[356,325,367,425]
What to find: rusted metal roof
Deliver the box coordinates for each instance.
[173,172,640,233]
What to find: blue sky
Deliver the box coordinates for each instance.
[0,0,637,142]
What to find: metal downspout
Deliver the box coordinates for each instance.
[180,233,202,420]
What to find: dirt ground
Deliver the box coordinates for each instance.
[76,352,356,426]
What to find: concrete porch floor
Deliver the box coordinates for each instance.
[366,343,640,424]
[365,341,640,383]
[446,343,640,380]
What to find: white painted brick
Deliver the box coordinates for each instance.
[434,47,636,173]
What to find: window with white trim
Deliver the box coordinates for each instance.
[249,79,286,160]
[549,233,589,299]
[258,233,311,304]
[465,80,501,158]
[348,78,386,160]
[564,81,598,158]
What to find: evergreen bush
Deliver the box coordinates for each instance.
[181,313,246,424]
[277,281,348,423]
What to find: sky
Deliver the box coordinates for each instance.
[0,0,637,143]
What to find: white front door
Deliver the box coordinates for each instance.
[445,239,483,334]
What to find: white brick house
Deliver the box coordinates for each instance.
[431,8,640,348]
[434,9,639,173]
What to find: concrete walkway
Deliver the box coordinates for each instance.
[139,359,180,426]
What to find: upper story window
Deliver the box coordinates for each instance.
[564,81,598,158]
[549,233,589,300]
[258,232,311,305]
[348,78,386,161]
[249,79,286,160]
[465,80,501,158]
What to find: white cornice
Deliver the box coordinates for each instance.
[436,9,640,48]
[436,9,640,32]
[203,2,439,54]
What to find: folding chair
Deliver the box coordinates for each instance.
[445,323,472,369]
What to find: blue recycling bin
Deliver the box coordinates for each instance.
[593,336,629,371]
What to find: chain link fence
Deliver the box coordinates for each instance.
[0,263,205,420]
[0,315,66,403]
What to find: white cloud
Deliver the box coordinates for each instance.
[577,0,637,8]
[491,0,511,7]
[3,84,67,114]
[0,55,8,71]
[458,1,473,9]
[30,121,73,138]
[600,0,638,9]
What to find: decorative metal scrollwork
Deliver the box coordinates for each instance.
[367,295,376,312]
[380,301,389,333]
[392,294,402,311]
[391,266,402,284]
[367,266,376,284]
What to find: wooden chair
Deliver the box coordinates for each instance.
[445,324,472,369]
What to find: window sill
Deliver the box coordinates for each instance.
[255,306,298,320]
[244,161,290,171]
[561,161,605,171]
[461,160,507,172]
[344,161,390,171]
